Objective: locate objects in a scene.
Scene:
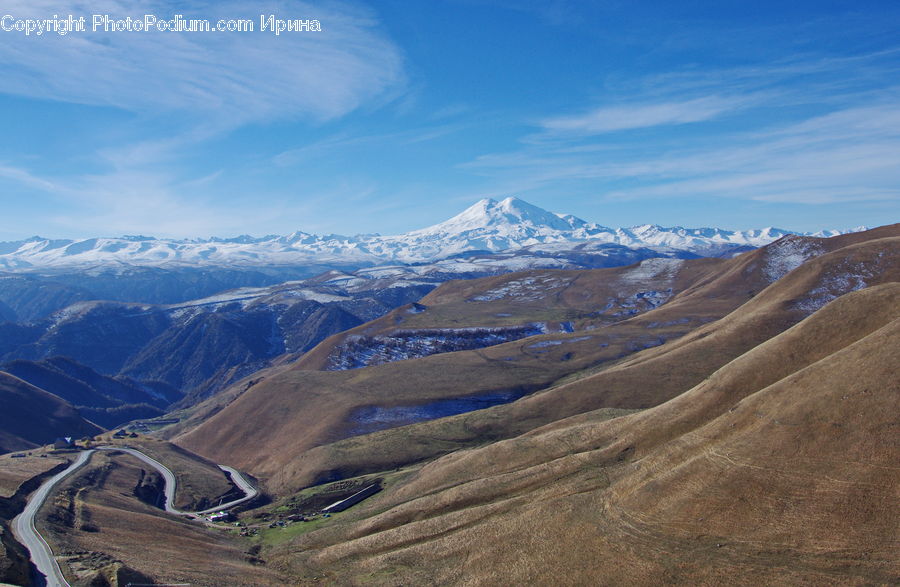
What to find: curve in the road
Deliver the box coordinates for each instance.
[12,446,258,587]
[195,465,259,515]
[12,450,95,587]
[99,447,258,517]
[98,447,183,514]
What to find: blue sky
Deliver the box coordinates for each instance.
[0,0,898,239]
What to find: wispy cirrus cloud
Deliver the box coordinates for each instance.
[0,0,405,126]
[465,103,900,206]
[0,164,60,192]
[461,52,900,214]
[539,95,749,135]
[272,123,464,166]
[535,48,900,138]
[0,161,299,238]
[0,0,408,238]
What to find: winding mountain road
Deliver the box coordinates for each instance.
[101,446,182,513]
[100,447,259,516]
[12,450,95,587]
[11,446,257,586]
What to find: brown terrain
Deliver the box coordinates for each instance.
[0,451,70,585]
[175,227,899,495]
[270,281,900,585]
[0,434,268,585]
[40,449,286,586]
[116,437,239,510]
[0,453,67,500]
[295,224,899,371]
[1,226,896,585]
[167,227,897,585]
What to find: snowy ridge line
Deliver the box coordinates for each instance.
[0,197,862,271]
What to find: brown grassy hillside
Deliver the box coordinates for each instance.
[175,229,899,494]
[296,225,899,372]
[294,256,727,370]
[0,372,103,453]
[269,283,900,586]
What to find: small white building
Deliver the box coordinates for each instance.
[53,437,74,449]
[208,511,234,523]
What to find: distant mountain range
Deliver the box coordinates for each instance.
[0,197,860,271]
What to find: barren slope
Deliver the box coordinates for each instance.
[175,229,898,494]
[40,450,285,586]
[0,372,103,453]
[269,283,900,585]
[294,256,726,371]
[296,225,898,372]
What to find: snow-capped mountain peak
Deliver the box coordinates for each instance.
[412,196,584,236]
[0,197,861,271]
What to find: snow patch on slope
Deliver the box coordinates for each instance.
[795,253,885,314]
[470,274,572,302]
[619,258,684,285]
[763,236,826,282]
[326,324,549,370]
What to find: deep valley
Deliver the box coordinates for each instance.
[0,202,897,586]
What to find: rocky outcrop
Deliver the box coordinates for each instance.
[132,470,165,509]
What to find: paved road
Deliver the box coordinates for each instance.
[99,447,257,517]
[12,450,95,587]
[98,446,183,514]
[12,446,258,586]
[195,465,259,515]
